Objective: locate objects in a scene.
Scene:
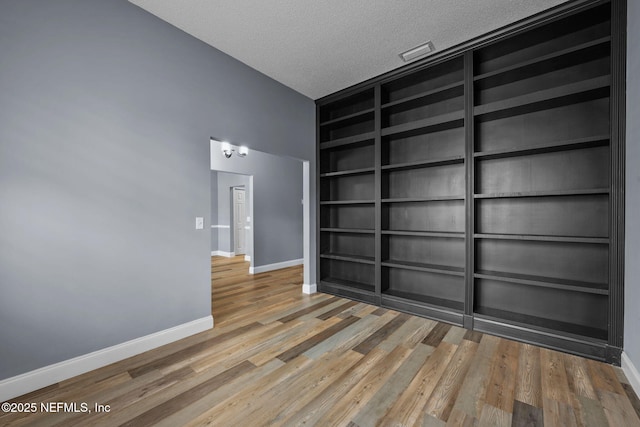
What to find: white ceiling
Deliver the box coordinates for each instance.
[129,0,569,100]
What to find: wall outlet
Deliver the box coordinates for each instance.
[195,217,204,230]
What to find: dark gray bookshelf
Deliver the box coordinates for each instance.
[473,135,610,159]
[320,253,376,264]
[318,88,377,303]
[316,0,625,363]
[471,1,614,359]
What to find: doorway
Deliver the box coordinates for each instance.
[210,139,312,324]
[232,187,247,255]
[211,171,253,263]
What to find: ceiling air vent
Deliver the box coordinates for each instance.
[399,41,435,62]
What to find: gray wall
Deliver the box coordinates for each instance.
[211,142,304,266]
[625,0,640,372]
[0,0,314,381]
[213,172,252,255]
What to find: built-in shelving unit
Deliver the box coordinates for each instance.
[316,1,625,363]
[381,55,465,322]
[318,89,377,302]
[471,3,612,350]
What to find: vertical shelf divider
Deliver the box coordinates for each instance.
[374,84,382,304]
[464,51,475,329]
[607,0,626,363]
[315,103,322,296]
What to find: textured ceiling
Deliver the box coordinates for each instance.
[128,0,570,100]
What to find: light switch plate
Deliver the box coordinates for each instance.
[195,217,204,230]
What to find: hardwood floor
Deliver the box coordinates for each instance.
[2,255,640,426]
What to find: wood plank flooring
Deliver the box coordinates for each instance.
[2,255,639,426]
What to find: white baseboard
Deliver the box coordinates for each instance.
[244,255,251,262]
[249,258,303,275]
[211,251,235,257]
[0,315,213,402]
[622,351,640,398]
[302,283,317,294]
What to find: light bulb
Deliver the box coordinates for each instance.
[220,141,233,158]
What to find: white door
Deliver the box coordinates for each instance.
[233,188,246,255]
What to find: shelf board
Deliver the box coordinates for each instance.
[475,269,608,295]
[319,108,375,127]
[383,260,464,276]
[320,167,375,178]
[473,233,609,244]
[474,36,612,82]
[382,196,465,203]
[320,277,375,293]
[382,230,465,239]
[474,188,609,199]
[320,131,376,150]
[474,75,610,118]
[320,253,375,265]
[320,200,375,205]
[381,80,464,109]
[320,228,375,234]
[474,307,607,341]
[382,155,464,172]
[474,135,610,160]
[381,111,464,137]
[382,289,464,312]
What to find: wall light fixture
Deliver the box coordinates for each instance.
[212,137,249,159]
